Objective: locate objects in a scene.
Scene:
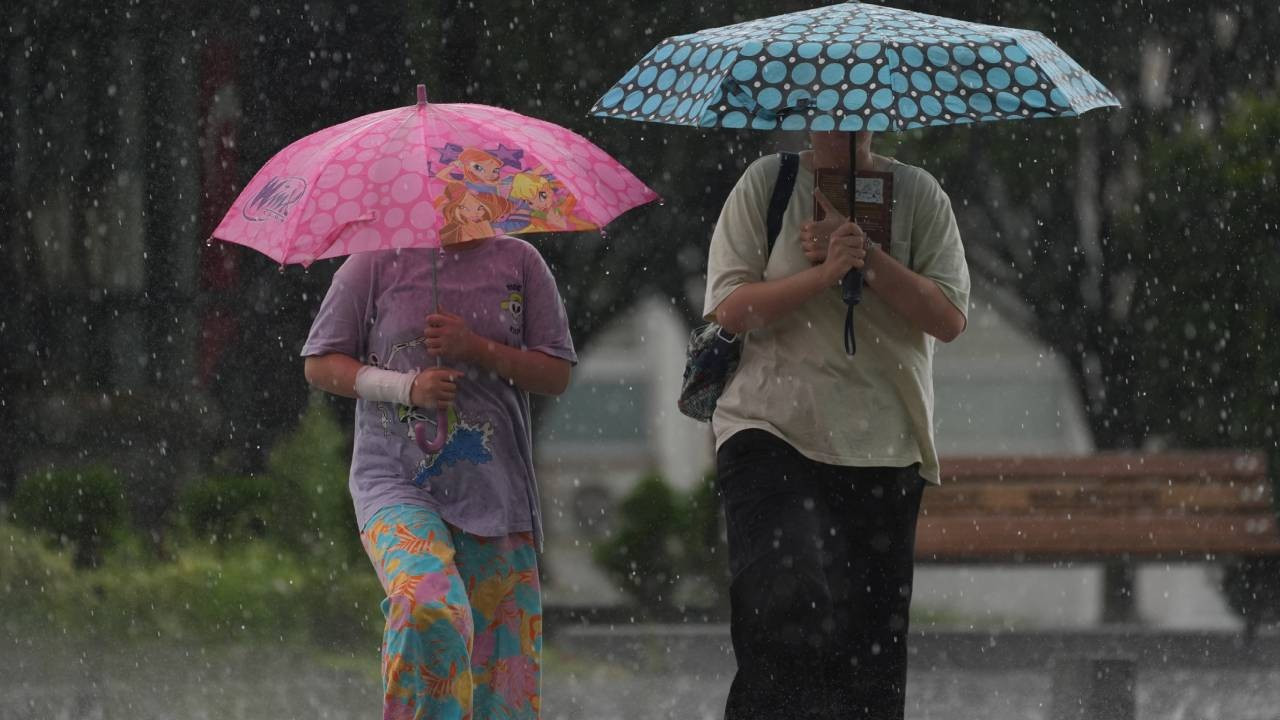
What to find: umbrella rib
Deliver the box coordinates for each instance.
[419,102,452,245]
[277,109,405,265]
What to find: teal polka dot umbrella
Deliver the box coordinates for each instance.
[592,1,1118,355]
[591,2,1119,132]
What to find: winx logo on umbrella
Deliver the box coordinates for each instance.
[242,176,307,222]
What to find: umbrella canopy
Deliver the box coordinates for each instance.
[215,85,657,266]
[590,1,1119,132]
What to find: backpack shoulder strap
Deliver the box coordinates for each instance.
[765,152,800,257]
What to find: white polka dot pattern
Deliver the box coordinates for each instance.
[591,1,1119,132]
[214,101,659,266]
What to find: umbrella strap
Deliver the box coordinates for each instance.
[844,306,856,356]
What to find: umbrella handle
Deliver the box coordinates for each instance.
[414,408,449,454]
[842,269,864,306]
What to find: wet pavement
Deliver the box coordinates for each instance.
[4,626,1280,719]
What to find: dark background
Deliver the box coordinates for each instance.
[3,0,1278,522]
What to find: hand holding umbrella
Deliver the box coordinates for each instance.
[802,188,851,260]
[413,308,470,453]
[802,191,871,285]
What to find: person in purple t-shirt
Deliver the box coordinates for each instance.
[302,234,575,718]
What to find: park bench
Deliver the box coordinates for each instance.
[918,451,1279,618]
[920,451,1276,561]
[916,451,1279,720]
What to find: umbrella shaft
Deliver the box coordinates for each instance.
[433,248,442,369]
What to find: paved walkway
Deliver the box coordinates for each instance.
[4,628,1280,719]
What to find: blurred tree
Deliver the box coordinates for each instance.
[890,0,1280,450]
[11,465,127,569]
[1129,94,1279,452]
[593,472,728,616]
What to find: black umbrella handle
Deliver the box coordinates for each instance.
[841,137,862,356]
[842,269,863,305]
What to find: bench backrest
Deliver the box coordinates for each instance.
[917,452,1278,562]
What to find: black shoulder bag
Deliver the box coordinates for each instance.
[677,152,800,422]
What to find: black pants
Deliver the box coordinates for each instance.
[717,429,927,720]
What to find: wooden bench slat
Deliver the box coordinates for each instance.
[916,515,1280,561]
[921,480,1274,515]
[909,453,1277,561]
[940,452,1267,480]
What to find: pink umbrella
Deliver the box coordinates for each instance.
[212,84,658,451]
[213,84,657,265]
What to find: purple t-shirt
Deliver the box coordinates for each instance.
[301,236,576,543]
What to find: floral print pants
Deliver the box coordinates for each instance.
[362,504,541,720]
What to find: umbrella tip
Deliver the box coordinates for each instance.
[416,84,428,106]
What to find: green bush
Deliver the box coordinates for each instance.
[0,398,386,648]
[678,471,729,611]
[594,474,681,610]
[10,465,127,568]
[261,396,364,564]
[0,516,383,646]
[593,472,728,617]
[179,473,280,547]
[0,520,83,635]
[175,396,363,564]
[86,541,383,645]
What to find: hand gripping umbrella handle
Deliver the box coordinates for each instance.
[842,269,863,306]
[414,408,449,454]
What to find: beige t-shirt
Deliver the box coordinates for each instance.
[703,152,970,483]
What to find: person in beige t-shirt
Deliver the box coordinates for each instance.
[705,131,969,719]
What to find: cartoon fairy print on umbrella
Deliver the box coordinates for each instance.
[432,143,594,244]
[213,84,657,454]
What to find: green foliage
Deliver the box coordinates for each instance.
[1,396,382,647]
[176,396,363,564]
[10,465,127,568]
[263,395,364,563]
[0,516,383,647]
[179,473,279,546]
[593,472,728,617]
[1128,94,1280,448]
[594,474,681,609]
[678,471,728,606]
[0,520,83,634]
[0,396,383,647]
